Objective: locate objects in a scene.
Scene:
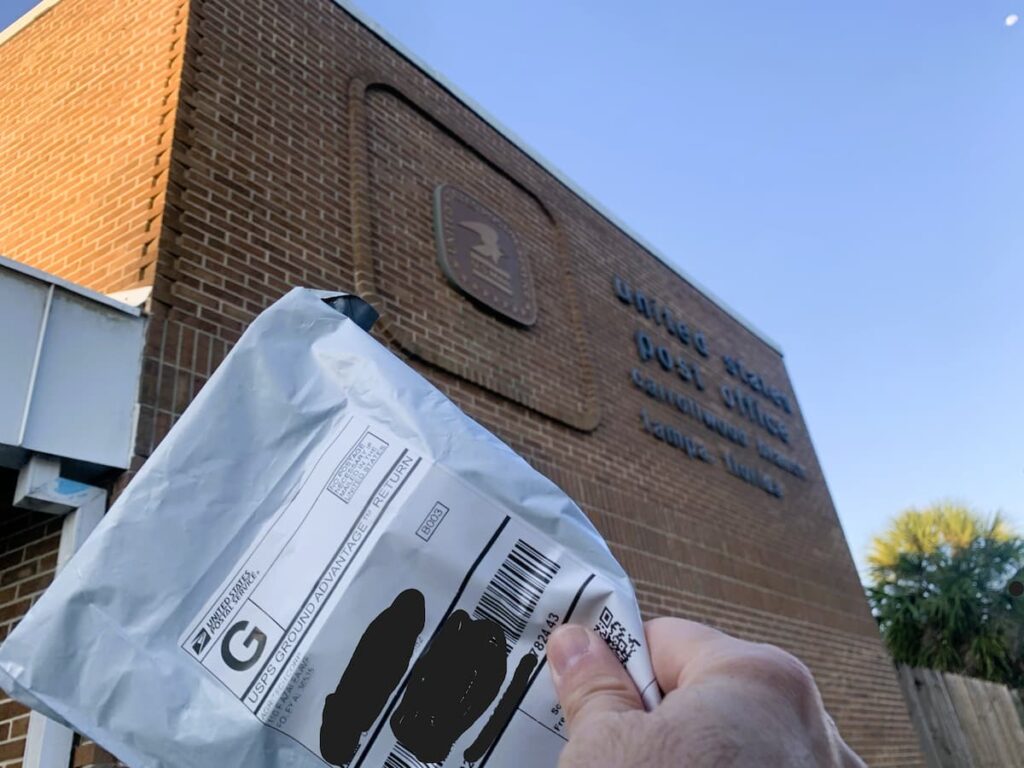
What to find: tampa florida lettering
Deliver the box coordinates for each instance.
[614,275,808,499]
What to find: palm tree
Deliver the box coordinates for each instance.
[866,503,1024,686]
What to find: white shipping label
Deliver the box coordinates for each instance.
[179,415,657,768]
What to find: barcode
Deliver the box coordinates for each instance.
[383,743,433,768]
[473,539,560,653]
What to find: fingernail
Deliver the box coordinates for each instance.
[548,625,591,678]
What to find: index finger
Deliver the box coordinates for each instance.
[643,617,736,693]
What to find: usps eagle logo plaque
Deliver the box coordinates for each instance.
[433,185,537,326]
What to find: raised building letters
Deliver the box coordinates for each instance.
[614,274,805,499]
[614,275,709,357]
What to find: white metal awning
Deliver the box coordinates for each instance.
[0,255,146,473]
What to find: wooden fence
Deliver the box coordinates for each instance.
[897,665,1024,767]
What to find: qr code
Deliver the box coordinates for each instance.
[594,607,641,664]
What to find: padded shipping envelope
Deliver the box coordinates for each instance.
[0,288,657,768]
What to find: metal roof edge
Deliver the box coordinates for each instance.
[332,0,784,357]
[0,0,62,47]
[0,255,142,317]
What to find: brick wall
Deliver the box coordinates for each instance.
[0,473,118,768]
[143,1,923,762]
[0,2,189,765]
[0,0,926,765]
[0,470,61,768]
[0,0,188,293]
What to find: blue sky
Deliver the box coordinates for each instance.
[3,1,1022,575]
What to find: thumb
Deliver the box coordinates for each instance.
[547,624,643,734]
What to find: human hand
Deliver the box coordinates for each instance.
[547,618,866,767]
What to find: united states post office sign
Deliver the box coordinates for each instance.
[433,184,538,326]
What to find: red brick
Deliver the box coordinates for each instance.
[73,741,116,768]
[0,738,26,762]
[0,551,23,572]
[0,586,18,607]
[0,565,36,589]
[0,599,30,624]
[0,0,186,295]
[8,716,28,738]
[0,700,28,722]
[16,572,54,599]
[23,533,59,562]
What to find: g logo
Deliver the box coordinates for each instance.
[221,620,267,671]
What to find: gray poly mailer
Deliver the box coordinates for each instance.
[0,288,657,768]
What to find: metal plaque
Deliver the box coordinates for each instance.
[433,185,537,326]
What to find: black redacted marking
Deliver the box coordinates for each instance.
[349,518,511,768]
[463,650,538,762]
[390,610,507,763]
[320,589,425,766]
[476,574,596,768]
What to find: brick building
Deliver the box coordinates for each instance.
[0,1,926,766]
